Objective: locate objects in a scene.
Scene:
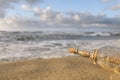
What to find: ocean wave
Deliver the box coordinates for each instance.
[0,31,119,42]
[0,31,119,62]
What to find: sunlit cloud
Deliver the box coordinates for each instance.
[109,4,120,10]
[102,0,118,2]
[21,4,31,11]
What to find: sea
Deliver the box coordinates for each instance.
[0,31,120,62]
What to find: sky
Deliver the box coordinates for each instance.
[0,0,120,32]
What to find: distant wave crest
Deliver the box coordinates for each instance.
[0,31,119,42]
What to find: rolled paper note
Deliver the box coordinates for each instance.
[69,48,76,53]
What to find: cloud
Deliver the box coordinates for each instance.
[102,0,117,2]
[109,4,120,10]
[0,0,44,18]
[0,1,120,31]
[32,6,120,28]
[33,6,65,25]
[0,0,18,8]
[102,0,120,11]
[0,0,19,18]
[0,15,43,31]
[25,0,43,4]
[0,9,5,18]
[21,4,31,11]
[33,7,104,27]
[1,6,120,30]
[0,0,43,7]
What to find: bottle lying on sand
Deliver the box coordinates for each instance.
[68,46,120,74]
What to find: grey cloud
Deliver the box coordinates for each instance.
[25,0,43,4]
[0,0,18,8]
[0,0,43,8]
[0,0,44,18]
[0,0,19,18]
[33,7,120,27]
[0,8,5,18]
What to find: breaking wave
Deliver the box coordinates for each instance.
[0,31,120,62]
[0,31,119,42]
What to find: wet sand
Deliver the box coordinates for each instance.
[0,56,119,80]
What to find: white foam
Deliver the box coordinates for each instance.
[0,39,120,62]
[0,31,120,62]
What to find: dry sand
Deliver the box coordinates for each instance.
[0,56,119,80]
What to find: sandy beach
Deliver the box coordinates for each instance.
[0,56,119,80]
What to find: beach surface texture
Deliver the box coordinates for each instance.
[0,56,119,80]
